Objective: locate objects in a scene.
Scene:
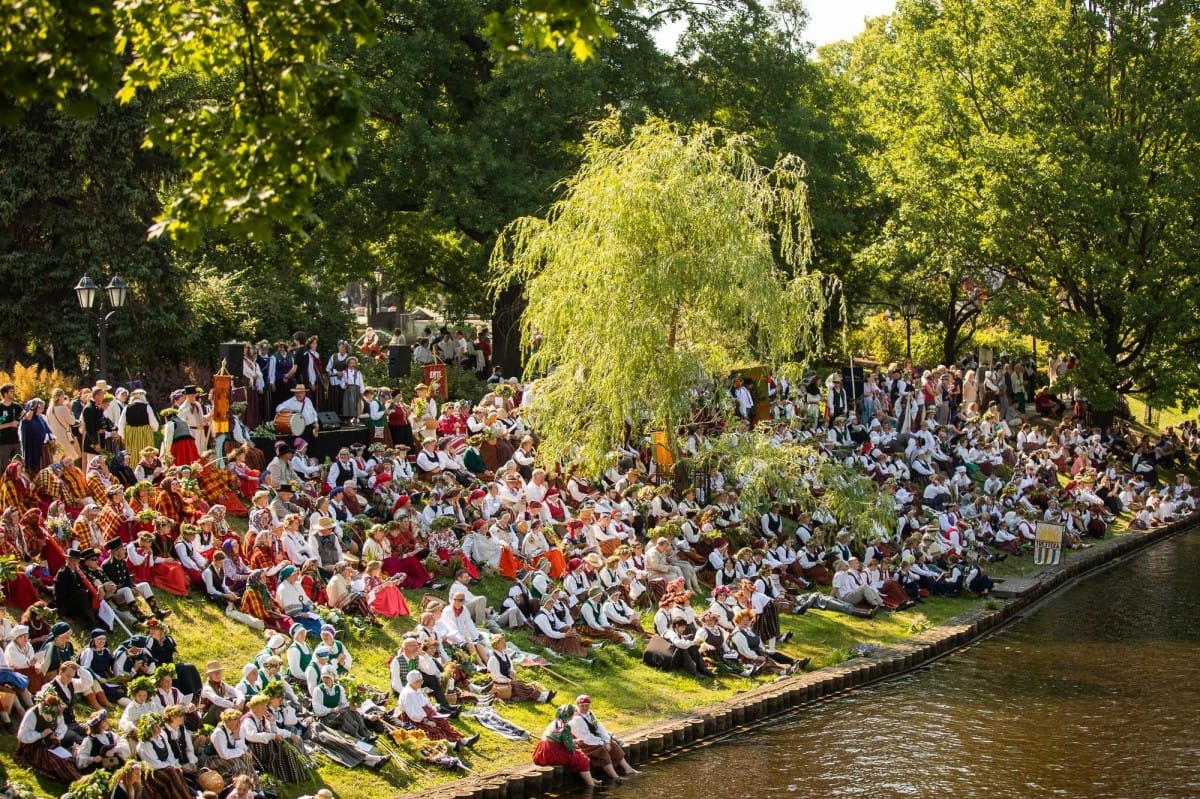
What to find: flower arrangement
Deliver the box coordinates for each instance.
[66,770,113,799]
[428,515,457,531]
[494,383,515,399]
[410,398,429,419]
[0,555,18,585]
[135,509,158,522]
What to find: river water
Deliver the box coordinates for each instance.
[614,531,1200,799]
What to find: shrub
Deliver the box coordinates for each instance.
[0,362,79,402]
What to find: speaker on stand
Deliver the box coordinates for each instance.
[388,345,412,379]
[218,342,248,374]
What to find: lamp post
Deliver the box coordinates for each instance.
[897,297,917,361]
[74,275,128,383]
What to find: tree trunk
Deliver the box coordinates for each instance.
[492,282,526,378]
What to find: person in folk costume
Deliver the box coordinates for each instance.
[53,546,104,629]
[325,339,351,416]
[360,558,410,618]
[19,398,54,472]
[268,340,296,413]
[14,687,84,783]
[386,389,415,450]
[533,703,598,785]
[309,664,373,739]
[174,386,210,461]
[172,524,208,590]
[340,355,365,420]
[154,476,194,537]
[158,403,196,470]
[44,388,81,465]
[239,568,290,633]
[84,456,117,506]
[394,669,478,749]
[192,454,247,516]
[101,537,168,621]
[486,632,554,703]
[568,695,640,781]
[77,628,126,708]
[240,343,266,431]
[53,450,91,514]
[326,561,379,625]
[136,711,196,799]
[127,529,190,598]
[0,530,41,610]
[227,446,262,499]
[531,594,591,659]
[97,484,138,546]
[1,456,36,513]
[76,707,130,773]
[242,693,311,783]
[294,334,327,411]
[198,661,243,727]
[159,703,201,784]
[359,385,388,447]
[118,389,159,460]
[275,384,320,447]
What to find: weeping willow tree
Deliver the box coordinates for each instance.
[490,113,834,473]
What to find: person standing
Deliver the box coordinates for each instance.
[118,389,159,459]
[0,383,22,470]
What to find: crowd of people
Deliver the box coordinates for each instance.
[0,335,1197,797]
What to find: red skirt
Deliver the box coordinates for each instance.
[3,574,41,610]
[498,548,522,580]
[151,561,191,596]
[170,439,201,468]
[369,584,410,618]
[383,555,431,589]
[534,550,568,579]
[533,739,591,773]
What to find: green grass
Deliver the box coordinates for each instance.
[0,519,1147,799]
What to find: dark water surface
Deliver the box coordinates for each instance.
[611,532,1200,799]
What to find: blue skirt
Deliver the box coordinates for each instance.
[0,668,29,690]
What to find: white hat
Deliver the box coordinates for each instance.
[406,670,423,684]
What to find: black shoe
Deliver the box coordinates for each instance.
[461,733,480,749]
[779,631,793,643]
[545,690,557,704]
[438,704,462,718]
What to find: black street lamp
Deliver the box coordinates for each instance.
[75,275,128,382]
[897,297,917,361]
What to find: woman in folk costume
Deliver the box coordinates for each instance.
[157,404,194,468]
[228,446,261,498]
[57,451,91,515]
[194,455,247,516]
[394,669,475,748]
[361,558,410,618]
[119,389,159,459]
[0,457,35,513]
[486,633,554,703]
[21,507,67,575]
[0,531,41,609]
[85,456,115,505]
[135,712,195,799]
[128,529,190,597]
[241,343,266,431]
[295,335,327,411]
[14,688,83,783]
[383,516,434,588]
[241,692,310,783]
[309,665,372,739]
[20,399,54,472]
[340,355,364,419]
[359,385,388,446]
[532,703,597,786]
[204,707,259,784]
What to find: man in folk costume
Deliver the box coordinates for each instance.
[54,548,104,629]
[275,385,320,447]
[175,385,210,457]
[102,537,169,620]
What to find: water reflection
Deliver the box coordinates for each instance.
[614,532,1200,799]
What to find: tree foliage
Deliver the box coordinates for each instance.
[490,113,834,472]
[851,0,1200,410]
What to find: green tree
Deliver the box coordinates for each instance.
[490,113,833,472]
[852,0,1200,409]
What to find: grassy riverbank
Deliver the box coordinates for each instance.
[1,530,1108,799]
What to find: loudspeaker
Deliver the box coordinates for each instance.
[218,342,247,373]
[317,411,343,428]
[388,345,412,379]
